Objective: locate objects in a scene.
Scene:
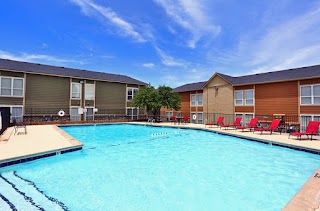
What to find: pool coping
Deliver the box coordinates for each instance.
[0,125,83,168]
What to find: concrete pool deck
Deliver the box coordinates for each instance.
[0,122,320,210]
[0,125,82,166]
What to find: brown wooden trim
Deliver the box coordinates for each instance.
[300,106,320,114]
[234,85,254,90]
[235,106,254,113]
[300,78,320,85]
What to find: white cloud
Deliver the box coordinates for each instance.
[142,63,155,68]
[155,47,187,67]
[209,4,320,76]
[70,0,147,42]
[154,0,220,48]
[0,50,81,64]
[244,5,320,75]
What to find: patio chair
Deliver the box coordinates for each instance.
[220,117,242,129]
[236,118,258,132]
[289,121,320,140]
[254,119,281,135]
[205,116,224,128]
[170,116,177,124]
[182,116,189,124]
[13,119,27,135]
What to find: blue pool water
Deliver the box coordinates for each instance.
[0,124,320,210]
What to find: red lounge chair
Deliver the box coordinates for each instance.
[170,116,177,124]
[254,119,281,135]
[182,116,189,124]
[236,118,258,132]
[221,117,242,129]
[205,116,224,127]
[289,121,320,140]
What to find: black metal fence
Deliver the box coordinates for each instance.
[12,107,317,133]
[20,108,148,124]
[203,113,307,133]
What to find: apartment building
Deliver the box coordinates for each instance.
[0,58,146,122]
[172,65,320,125]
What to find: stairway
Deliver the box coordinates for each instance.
[0,171,68,211]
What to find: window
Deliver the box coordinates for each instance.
[235,113,254,125]
[85,84,95,100]
[191,112,196,123]
[197,112,203,124]
[127,88,138,101]
[245,90,254,105]
[191,94,196,106]
[71,83,81,99]
[301,85,320,105]
[70,107,81,121]
[235,90,254,106]
[85,107,94,121]
[300,115,320,132]
[190,93,203,106]
[190,112,203,124]
[198,94,203,106]
[165,111,173,120]
[0,105,23,123]
[234,90,243,106]
[0,77,24,97]
[127,107,138,120]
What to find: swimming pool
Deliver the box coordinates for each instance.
[0,124,319,210]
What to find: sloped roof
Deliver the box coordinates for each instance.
[0,58,147,85]
[216,65,320,86]
[172,81,206,92]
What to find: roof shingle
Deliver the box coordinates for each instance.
[173,65,320,92]
[172,81,207,92]
[0,58,147,85]
[217,65,320,86]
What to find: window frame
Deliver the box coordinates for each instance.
[234,90,243,106]
[127,107,139,120]
[85,83,95,100]
[165,111,173,120]
[85,106,95,121]
[197,112,203,124]
[71,82,82,100]
[0,76,24,97]
[300,84,320,105]
[300,114,320,133]
[190,94,197,106]
[190,93,203,106]
[0,105,23,123]
[244,89,254,106]
[235,113,254,125]
[127,87,139,101]
[70,106,81,121]
[197,94,203,106]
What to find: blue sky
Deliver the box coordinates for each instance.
[1,0,320,87]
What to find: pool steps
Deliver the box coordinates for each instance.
[0,171,68,210]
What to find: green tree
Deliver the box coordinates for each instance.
[133,85,181,118]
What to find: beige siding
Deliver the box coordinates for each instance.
[203,75,233,114]
[25,74,70,110]
[0,97,23,105]
[95,81,126,109]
